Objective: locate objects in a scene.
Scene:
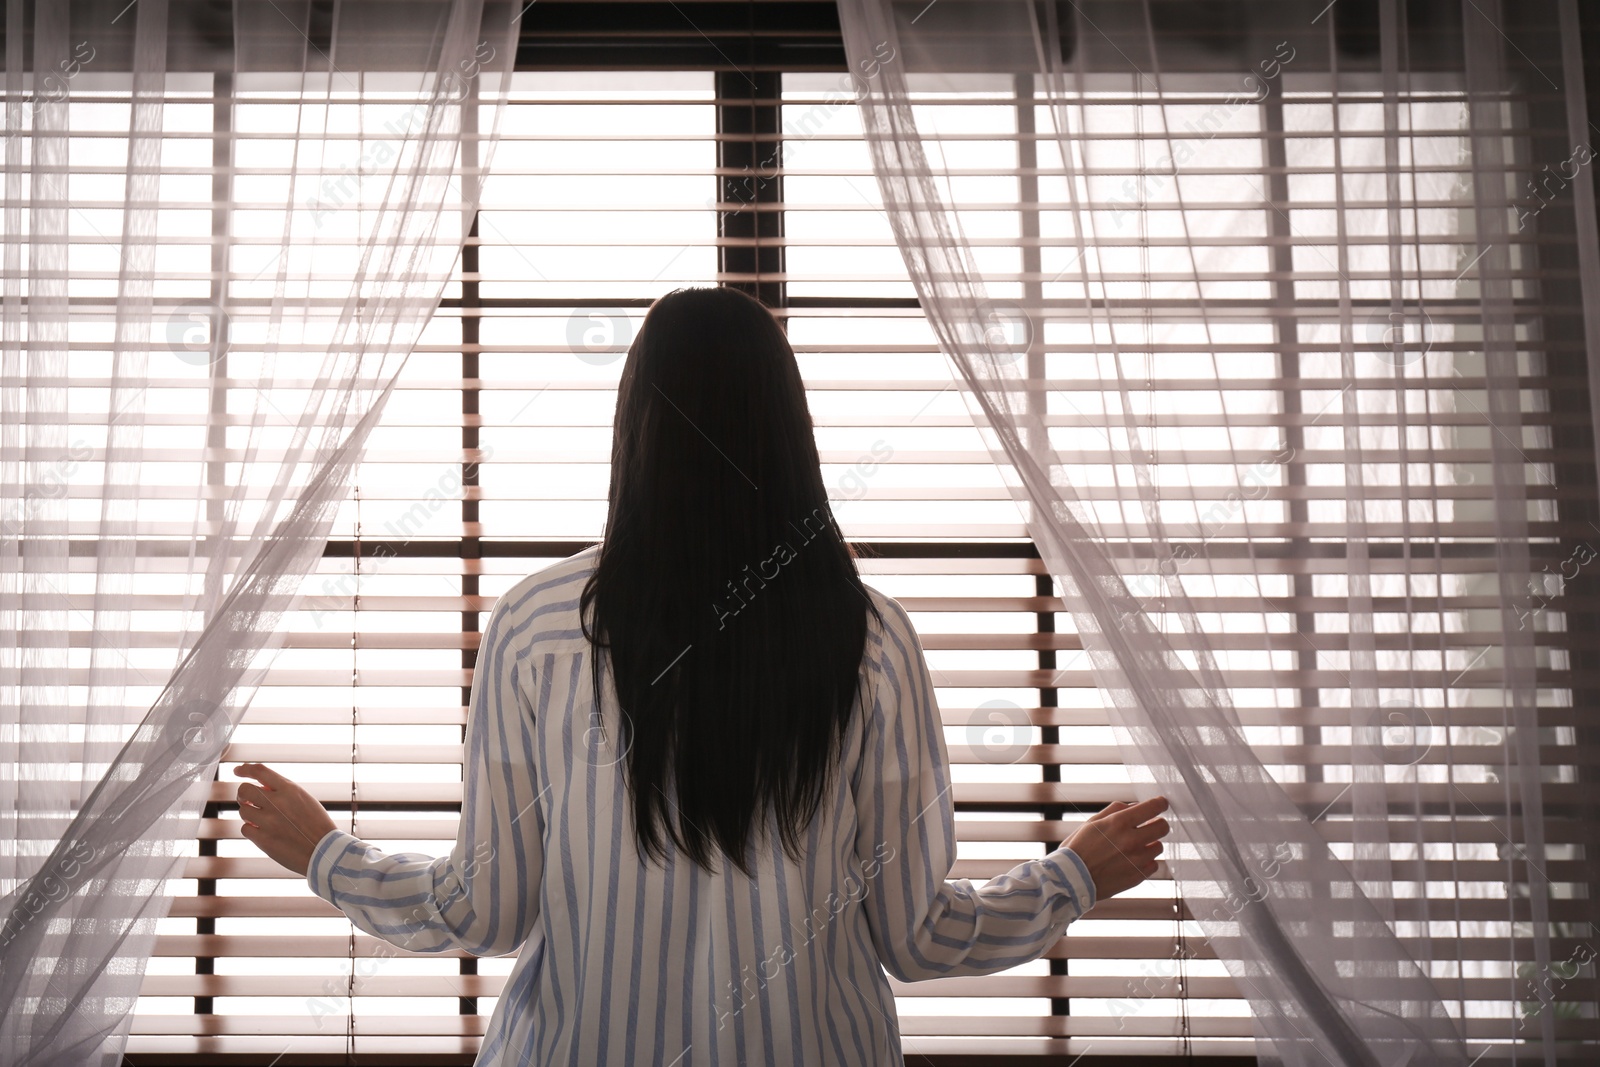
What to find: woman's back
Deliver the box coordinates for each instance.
[312,545,1098,1066]
[293,287,1157,1066]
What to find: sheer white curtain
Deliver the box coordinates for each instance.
[838,0,1592,1063]
[0,2,516,1063]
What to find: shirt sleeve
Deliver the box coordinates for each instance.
[852,592,1097,982]
[304,589,546,958]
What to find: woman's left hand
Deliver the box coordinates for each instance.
[234,763,338,877]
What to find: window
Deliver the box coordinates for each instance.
[129,34,1594,1066]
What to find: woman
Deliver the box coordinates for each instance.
[235,285,1170,1066]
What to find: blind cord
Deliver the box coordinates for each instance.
[747,0,759,297]
[1133,57,1191,1057]
[1178,892,1192,1059]
[1141,30,1193,1051]
[347,483,361,1064]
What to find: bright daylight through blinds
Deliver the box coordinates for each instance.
[116,59,1590,1060]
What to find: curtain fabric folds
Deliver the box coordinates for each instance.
[0,2,516,1063]
[836,0,1588,1064]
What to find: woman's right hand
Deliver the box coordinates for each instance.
[1062,796,1170,904]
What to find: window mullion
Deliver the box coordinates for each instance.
[196,66,235,1024]
[716,69,785,309]
[1260,90,1323,784]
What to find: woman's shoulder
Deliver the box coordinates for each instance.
[854,580,922,679]
[485,546,601,653]
[859,580,913,636]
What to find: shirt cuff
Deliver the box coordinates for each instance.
[1044,845,1098,918]
[306,827,361,903]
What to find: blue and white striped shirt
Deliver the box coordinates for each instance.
[305,546,1097,1065]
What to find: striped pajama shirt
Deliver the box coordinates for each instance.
[305,545,1097,1065]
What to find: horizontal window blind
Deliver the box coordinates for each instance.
[132,69,1157,1060]
[115,58,1596,1063]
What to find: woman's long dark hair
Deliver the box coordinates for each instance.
[579,285,883,877]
